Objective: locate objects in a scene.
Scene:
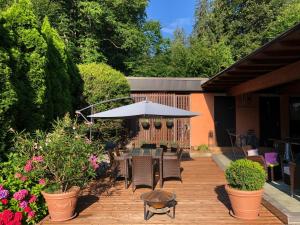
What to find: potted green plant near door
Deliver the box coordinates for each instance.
[225,159,267,220]
[36,115,101,221]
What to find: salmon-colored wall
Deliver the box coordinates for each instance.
[235,94,260,137]
[190,93,216,148]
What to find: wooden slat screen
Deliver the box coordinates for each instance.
[130,92,190,149]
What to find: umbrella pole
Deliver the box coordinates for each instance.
[90,105,94,141]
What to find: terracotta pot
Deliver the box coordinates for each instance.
[42,186,80,222]
[225,184,263,220]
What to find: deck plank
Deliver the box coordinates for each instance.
[41,158,282,225]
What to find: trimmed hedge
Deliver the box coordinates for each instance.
[225,159,267,191]
[78,63,130,110]
[78,63,131,145]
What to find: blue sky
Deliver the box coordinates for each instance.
[146,0,196,39]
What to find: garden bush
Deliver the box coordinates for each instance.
[225,159,267,191]
[0,152,48,224]
[197,144,209,152]
[0,114,103,224]
[78,63,131,146]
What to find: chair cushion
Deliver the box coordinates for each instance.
[265,152,278,165]
[283,166,290,175]
[247,149,259,156]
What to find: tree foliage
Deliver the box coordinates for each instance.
[0,0,82,157]
[265,0,300,40]
[25,0,157,74]
[193,0,288,59]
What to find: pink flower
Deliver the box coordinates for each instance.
[89,155,99,170]
[20,176,27,182]
[28,195,37,203]
[32,155,43,162]
[13,189,28,201]
[39,179,46,185]
[19,200,28,209]
[14,173,22,179]
[0,185,3,190]
[24,160,33,172]
[28,211,35,219]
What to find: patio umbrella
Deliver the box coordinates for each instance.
[88,100,199,119]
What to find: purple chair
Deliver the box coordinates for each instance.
[264,152,279,181]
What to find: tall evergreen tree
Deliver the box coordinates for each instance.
[2,0,49,131]
[0,22,16,156]
[265,0,300,40]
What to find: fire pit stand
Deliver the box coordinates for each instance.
[140,190,176,220]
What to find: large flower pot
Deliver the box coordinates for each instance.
[225,185,263,220]
[42,186,80,222]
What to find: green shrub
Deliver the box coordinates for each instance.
[225,159,266,191]
[78,63,131,145]
[78,63,130,110]
[197,144,209,152]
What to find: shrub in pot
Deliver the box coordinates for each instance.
[141,119,150,130]
[34,115,101,221]
[225,159,267,220]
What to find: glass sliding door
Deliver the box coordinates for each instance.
[290,97,300,138]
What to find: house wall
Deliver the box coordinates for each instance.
[235,94,260,138]
[190,93,216,148]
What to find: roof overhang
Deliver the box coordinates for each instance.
[127,77,208,92]
[201,22,300,93]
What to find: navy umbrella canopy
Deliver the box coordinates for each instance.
[88,100,199,119]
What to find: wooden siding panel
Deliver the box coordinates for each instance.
[130,92,190,149]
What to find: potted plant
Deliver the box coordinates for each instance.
[225,159,267,220]
[36,115,101,222]
[141,119,150,130]
[154,119,162,129]
[166,119,174,129]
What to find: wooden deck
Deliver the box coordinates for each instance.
[42,158,282,225]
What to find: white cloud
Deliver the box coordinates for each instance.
[161,17,193,35]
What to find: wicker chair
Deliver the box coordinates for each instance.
[109,150,130,189]
[131,155,155,191]
[162,149,183,184]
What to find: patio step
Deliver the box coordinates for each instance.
[212,153,300,225]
